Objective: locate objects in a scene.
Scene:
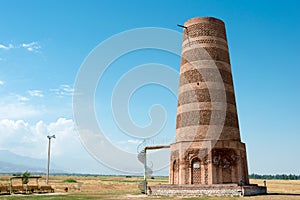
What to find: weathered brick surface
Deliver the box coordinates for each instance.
[169,17,251,187]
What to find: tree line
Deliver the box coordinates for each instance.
[249,173,300,180]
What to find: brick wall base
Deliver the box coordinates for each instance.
[148,184,267,197]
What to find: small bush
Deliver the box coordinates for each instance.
[22,171,31,184]
[63,179,77,183]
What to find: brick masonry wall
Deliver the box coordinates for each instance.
[169,17,250,185]
[148,184,267,197]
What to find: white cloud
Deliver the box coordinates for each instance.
[115,139,142,153]
[15,94,29,102]
[0,93,46,119]
[0,43,14,50]
[51,84,74,97]
[0,80,4,85]
[128,139,141,144]
[21,42,41,52]
[0,118,75,158]
[117,139,142,144]
[0,103,41,119]
[0,44,7,49]
[0,42,41,53]
[28,90,44,97]
[0,117,167,174]
[0,118,99,173]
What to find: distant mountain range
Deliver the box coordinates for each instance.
[0,150,65,174]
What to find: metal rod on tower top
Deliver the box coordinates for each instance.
[46,135,55,185]
[177,24,190,46]
[177,24,187,29]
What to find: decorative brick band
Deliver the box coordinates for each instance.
[183,22,227,40]
[175,126,240,141]
[176,110,239,128]
[178,89,236,106]
[182,36,227,48]
[181,47,230,66]
[178,82,234,94]
[180,60,232,74]
[182,39,228,52]
[177,102,237,115]
[179,68,233,87]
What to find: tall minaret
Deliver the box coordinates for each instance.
[170,17,249,185]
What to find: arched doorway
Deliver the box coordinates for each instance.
[222,157,232,183]
[173,160,179,184]
[191,157,201,184]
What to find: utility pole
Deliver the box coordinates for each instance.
[143,148,147,194]
[46,135,55,185]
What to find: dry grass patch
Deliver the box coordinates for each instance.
[0,175,300,199]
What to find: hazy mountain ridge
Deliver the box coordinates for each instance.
[0,150,65,173]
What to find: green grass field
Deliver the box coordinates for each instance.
[0,175,300,199]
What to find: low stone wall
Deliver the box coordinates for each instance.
[148,184,267,197]
[243,185,267,196]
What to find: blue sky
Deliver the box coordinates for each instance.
[0,0,299,175]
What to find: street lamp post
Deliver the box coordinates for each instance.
[46,135,55,185]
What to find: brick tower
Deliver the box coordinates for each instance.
[169,17,249,185]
